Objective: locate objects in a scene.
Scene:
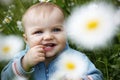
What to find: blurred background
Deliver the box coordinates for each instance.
[0,0,120,80]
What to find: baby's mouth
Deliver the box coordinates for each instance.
[43,43,56,51]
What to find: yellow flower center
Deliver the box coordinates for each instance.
[66,62,75,70]
[87,20,99,30]
[2,46,11,54]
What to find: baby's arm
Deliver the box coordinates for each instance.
[1,45,45,80]
[1,50,28,80]
[1,60,16,80]
[83,57,103,80]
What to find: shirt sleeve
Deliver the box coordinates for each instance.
[12,56,34,77]
[1,49,34,80]
[83,55,103,80]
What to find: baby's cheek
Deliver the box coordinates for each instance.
[29,40,40,47]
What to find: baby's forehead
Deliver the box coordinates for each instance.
[32,6,63,20]
[26,3,64,18]
[25,6,64,23]
[25,9,64,27]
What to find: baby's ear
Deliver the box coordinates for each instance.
[23,34,28,44]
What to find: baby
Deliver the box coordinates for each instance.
[1,2,103,80]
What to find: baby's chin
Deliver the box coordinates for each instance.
[45,53,56,58]
[45,52,59,59]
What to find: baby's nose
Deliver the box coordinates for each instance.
[43,32,54,41]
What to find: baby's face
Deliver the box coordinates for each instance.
[24,11,66,58]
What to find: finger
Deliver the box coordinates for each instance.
[36,56,45,62]
[36,45,46,53]
[30,45,44,53]
[37,47,45,53]
[35,45,45,48]
[37,52,45,57]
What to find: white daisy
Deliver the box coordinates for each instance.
[0,35,24,61]
[3,16,12,24]
[50,50,89,80]
[17,20,24,32]
[39,0,50,2]
[64,2,119,50]
[49,71,65,80]
[114,9,120,25]
[13,76,28,80]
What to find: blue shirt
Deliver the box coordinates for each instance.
[1,45,103,80]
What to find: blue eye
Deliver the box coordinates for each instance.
[53,28,61,32]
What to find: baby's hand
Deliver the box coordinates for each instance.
[22,45,45,71]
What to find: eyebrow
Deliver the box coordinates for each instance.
[29,24,64,30]
[52,24,63,27]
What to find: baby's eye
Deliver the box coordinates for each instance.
[34,31,43,34]
[52,28,61,32]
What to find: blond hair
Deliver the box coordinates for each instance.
[22,2,64,32]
